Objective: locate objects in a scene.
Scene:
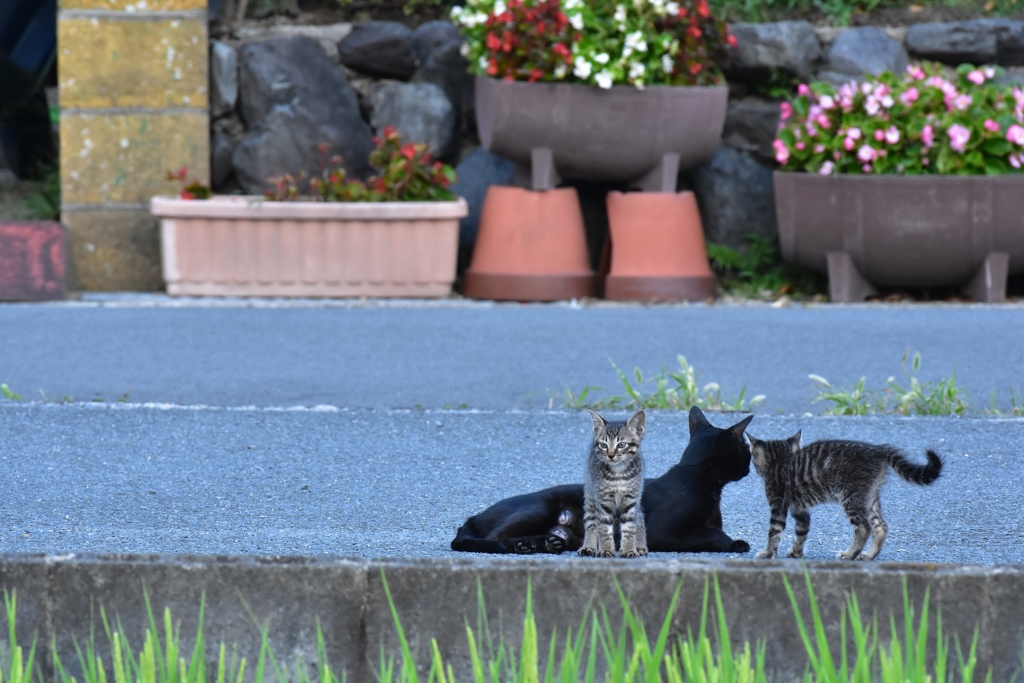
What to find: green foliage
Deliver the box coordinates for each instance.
[20,168,60,220]
[782,570,992,683]
[267,129,457,202]
[1,383,21,401]
[706,235,825,298]
[810,350,970,415]
[562,356,765,412]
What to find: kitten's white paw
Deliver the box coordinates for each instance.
[755,551,774,560]
[787,550,804,559]
[837,551,859,560]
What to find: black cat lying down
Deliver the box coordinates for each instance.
[450,406,754,554]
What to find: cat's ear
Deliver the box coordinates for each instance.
[747,434,767,469]
[729,414,754,438]
[627,409,646,438]
[587,409,607,437]
[788,430,803,454]
[688,406,711,434]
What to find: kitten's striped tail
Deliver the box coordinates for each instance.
[887,449,943,485]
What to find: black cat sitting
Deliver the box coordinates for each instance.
[450,406,754,554]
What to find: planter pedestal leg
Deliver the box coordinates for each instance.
[513,147,561,191]
[827,252,876,303]
[962,252,1009,303]
[633,153,681,193]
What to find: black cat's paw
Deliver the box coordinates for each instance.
[596,549,615,558]
[578,547,596,557]
[543,535,566,553]
[513,538,537,554]
[730,539,751,553]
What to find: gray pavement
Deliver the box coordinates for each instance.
[2,297,1024,413]
[1,404,1019,563]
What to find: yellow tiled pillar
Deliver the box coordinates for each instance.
[58,0,209,291]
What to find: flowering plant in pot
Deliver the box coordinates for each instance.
[453,0,734,88]
[151,128,467,299]
[454,0,735,302]
[772,63,1024,303]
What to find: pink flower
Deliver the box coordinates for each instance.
[899,87,919,106]
[780,101,793,120]
[967,70,986,85]
[984,119,1001,133]
[906,65,926,80]
[819,94,835,110]
[1011,154,1022,169]
[796,141,806,150]
[922,124,934,147]
[880,94,895,109]
[819,161,835,175]
[865,98,881,116]
[922,158,929,166]
[844,137,856,151]
[817,113,831,129]
[885,126,900,144]
[773,138,790,164]
[862,164,872,172]
[874,129,885,142]
[797,84,810,96]
[814,144,825,153]
[857,145,877,162]
[948,123,971,153]
[847,127,862,140]
[1007,124,1024,146]
[954,94,972,110]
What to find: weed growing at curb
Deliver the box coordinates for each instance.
[0,384,20,401]
[707,235,826,301]
[810,351,970,416]
[561,356,765,413]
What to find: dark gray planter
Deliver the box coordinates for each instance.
[476,76,728,191]
[774,172,1024,302]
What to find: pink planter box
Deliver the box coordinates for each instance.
[151,196,467,298]
[0,221,65,301]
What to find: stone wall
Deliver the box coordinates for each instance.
[58,0,209,291]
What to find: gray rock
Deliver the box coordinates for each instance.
[815,70,861,87]
[904,19,1024,67]
[211,130,235,190]
[824,27,908,79]
[450,147,516,251]
[234,36,374,194]
[210,41,238,118]
[723,97,781,165]
[727,21,821,79]
[236,23,352,62]
[338,21,416,80]
[367,81,458,161]
[686,145,776,252]
[410,21,475,131]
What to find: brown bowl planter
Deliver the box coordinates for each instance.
[774,172,1024,303]
[463,186,595,301]
[604,191,716,302]
[151,196,467,298]
[0,221,65,301]
[476,76,728,190]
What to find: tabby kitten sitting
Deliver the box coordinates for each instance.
[748,431,943,561]
[579,409,647,558]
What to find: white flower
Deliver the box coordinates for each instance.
[478,56,489,70]
[493,0,506,14]
[661,53,674,73]
[614,4,627,23]
[595,70,614,89]
[569,12,584,30]
[594,52,610,65]
[554,63,568,79]
[624,31,647,53]
[628,61,645,79]
[666,1,680,12]
[573,56,593,79]
[563,0,584,8]
[459,42,470,57]
[880,94,894,108]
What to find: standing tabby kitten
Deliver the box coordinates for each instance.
[748,432,943,561]
[579,409,648,559]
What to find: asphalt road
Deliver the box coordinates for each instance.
[1,297,1023,413]
[1,404,1019,563]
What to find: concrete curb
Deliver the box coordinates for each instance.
[1,554,1022,682]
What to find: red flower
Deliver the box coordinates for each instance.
[487,59,499,75]
[383,126,398,139]
[486,31,501,51]
[552,43,570,58]
[528,68,544,82]
[689,62,703,75]
[180,189,195,200]
[697,0,710,17]
[400,143,417,160]
[687,25,702,39]
[726,33,738,47]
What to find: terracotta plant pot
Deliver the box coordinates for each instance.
[604,191,715,302]
[0,221,65,301]
[463,186,595,301]
[151,196,467,298]
[476,76,728,190]
[774,172,1024,302]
